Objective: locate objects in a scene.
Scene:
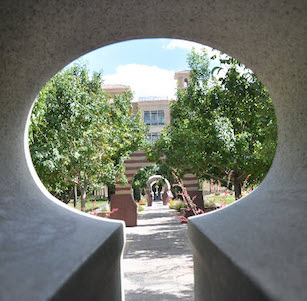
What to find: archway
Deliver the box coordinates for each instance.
[110,150,202,226]
[146,174,172,206]
[1,1,306,301]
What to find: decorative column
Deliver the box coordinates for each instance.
[162,189,173,205]
[146,188,152,206]
[110,150,149,226]
[183,174,204,211]
[110,184,137,227]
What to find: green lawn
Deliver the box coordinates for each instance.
[206,192,250,205]
[206,194,236,205]
[66,199,145,213]
[66,200,108,212]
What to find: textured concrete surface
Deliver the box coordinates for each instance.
[123,201,194,300]
[0,0,306,300]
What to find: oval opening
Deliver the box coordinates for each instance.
[28,38,277,299]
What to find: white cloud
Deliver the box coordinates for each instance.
[164,40,204,52]
[164,39,222,60]
[103,64,177,101]
[102,43,253,102]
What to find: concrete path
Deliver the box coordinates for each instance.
[123,200,194,300]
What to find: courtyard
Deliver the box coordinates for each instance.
[123,200,194,300]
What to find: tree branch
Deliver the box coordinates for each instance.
[59,172,78,185]
[200,171,234,184]
[211,161,227,174]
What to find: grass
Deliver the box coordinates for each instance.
[206,192,250,206]
[66,200,108,212]
[206,195,235,205]
[67,199,145,213]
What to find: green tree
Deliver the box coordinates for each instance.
[29,65,147,210]
[148,50,277,199]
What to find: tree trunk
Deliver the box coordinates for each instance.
[80,188,87,211]
[74,185,78,208]
[233,175,242,200]
[108,186,115,202]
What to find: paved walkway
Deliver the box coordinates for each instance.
[123,200,194,300]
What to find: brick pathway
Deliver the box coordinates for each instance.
[123,200,194,300]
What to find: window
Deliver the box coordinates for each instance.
[152,132,159,142]
[146,132,160,144]
[151,111,157,125]
[144,110,165,126]
[184,78,189,88]
[144,111,150,125]
[158,110,164,125]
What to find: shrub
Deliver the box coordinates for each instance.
[137,203,145,212]
[87,195,108,202]
[169,200,187,212]
[138,196,147,205]
[99,201,110,212]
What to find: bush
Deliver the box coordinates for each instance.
[138,195,147,205]
[99,201,110,212]
[169,200,187,212]
[88,195,108,201]
[137,203,145,212]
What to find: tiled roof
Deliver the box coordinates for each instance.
[175,70,190,74]
[101,84,131,89]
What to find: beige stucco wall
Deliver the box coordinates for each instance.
[174,70,190,90]
[135,98,172,134]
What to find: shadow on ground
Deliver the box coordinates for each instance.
[125,288,194,301]
[123,201,194,301]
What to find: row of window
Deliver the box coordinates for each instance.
[146,132,161,143]
[144,110,164,126]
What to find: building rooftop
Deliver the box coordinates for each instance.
[101,84,131,89]
[138,96,169,101]
[174,70,190,74]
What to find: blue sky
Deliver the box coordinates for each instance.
[80,39,193,74]
[69,38,223,101]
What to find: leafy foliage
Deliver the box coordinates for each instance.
[29,64,147,208]
[148,50,277,199]
[131,164,160,190]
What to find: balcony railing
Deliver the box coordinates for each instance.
[138,96,168,101]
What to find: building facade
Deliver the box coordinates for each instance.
[102,70,205,226]
[103,70,190,142]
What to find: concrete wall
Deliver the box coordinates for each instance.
[0,1,306,300]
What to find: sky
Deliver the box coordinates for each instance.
[68,38,224,101]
